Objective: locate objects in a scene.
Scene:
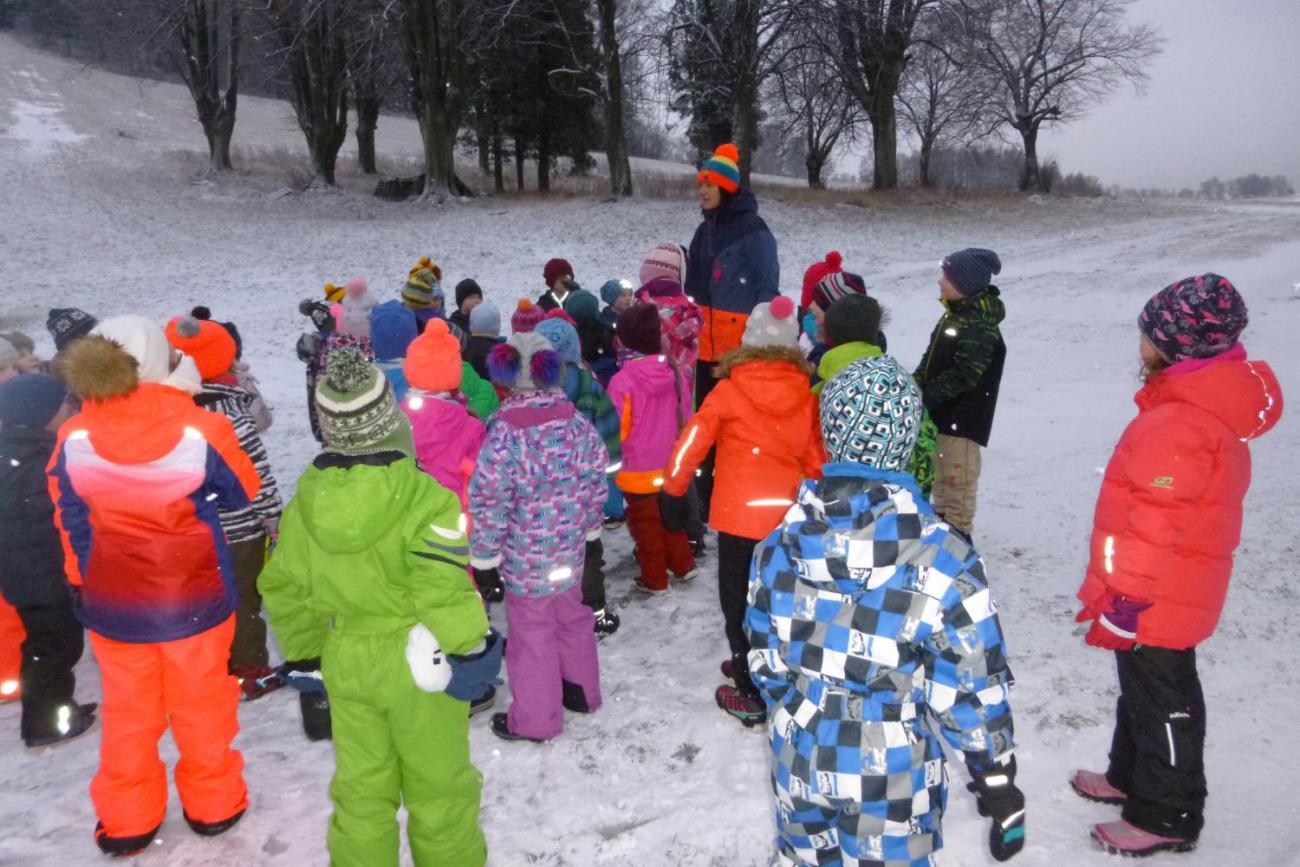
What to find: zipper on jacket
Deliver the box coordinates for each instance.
[923,312,951,384]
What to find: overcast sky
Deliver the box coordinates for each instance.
[1039,0,1300,190]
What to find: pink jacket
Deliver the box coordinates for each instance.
[606,354,693,494]
[402,391,486,508]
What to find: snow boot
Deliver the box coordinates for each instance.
[672,568,700,584]
[602,516,626,531]
[716,685,765,728]
[592,607,621,638]
[25,702,98,749]
[489,712,545,743]
[562,679,595,714]
[95,821,161,858]
[633,578,668,596]
[1091,820,1196,856]
[1071,769,1127,805]
[299,690,332,741]
[470,686,496,717]
[184,807,246,837]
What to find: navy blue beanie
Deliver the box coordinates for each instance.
[942,248,1002,297]
[0,373,68,429]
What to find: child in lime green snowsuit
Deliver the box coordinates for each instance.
[260,349,492,867]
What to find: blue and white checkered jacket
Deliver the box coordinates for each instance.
[746,462,1015,863]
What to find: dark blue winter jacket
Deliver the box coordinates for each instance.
[684,188,779,361]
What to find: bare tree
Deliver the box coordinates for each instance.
[264,0,351,187]
[771,18,861,188]
[954,0,1161,191]
[348,1,403,175]
[396,0,470,199]
[596,0,633,197]
[166,0,244,175]
[831,0,935,190]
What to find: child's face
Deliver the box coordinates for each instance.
[551,276,572,294]
[1138,333,1163,365]
[613,291,634,314]
[16,351,39,373]
[698,182,721,211]
[462,295,482,316]
[938,275,963,301]
[430,297,444,312]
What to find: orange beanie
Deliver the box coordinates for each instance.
[164,316,237,381]
[403,319,463,393]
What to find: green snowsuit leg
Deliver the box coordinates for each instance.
[323,628,485,867]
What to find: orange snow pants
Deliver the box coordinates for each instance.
[88,617,247,838]
[0,597,25,700]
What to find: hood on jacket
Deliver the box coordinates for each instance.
[716,345,814,415]
[708,187,759,222]
[944,285,1006,325]
[298,452,425,554]
[622,354,685,401]
[1143,348,1283,441]
[639,277,686,300]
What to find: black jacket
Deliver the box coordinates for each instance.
[465,334,503,381]
[914,287,1007,448]
[0,426,72,608]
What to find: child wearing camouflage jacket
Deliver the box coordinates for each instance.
[913,248,1006,539]
[535,318,623,638]
[471,332,607,742]
[260,348,496,867]
[747,355,1025,867]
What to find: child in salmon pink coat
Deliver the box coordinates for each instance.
[606,304,697,594]
[1072,274,1283,857]
[663,296,823,725]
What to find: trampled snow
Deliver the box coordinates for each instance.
[1,33,1298,867]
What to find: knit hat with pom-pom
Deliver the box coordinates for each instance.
[487,331,564,392]
[404,319,464,394]
[340,277,378,338]
[741,296,799,349]
[698,143,740,194]
[165,315,237,381]
[316,347,413,458]
[404,258,443,309]
[812,270,868,312]
[801,252,843,309]
[511,298,545,334]
[324,282,347,304]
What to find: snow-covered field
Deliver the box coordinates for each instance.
[2,33,1299,867]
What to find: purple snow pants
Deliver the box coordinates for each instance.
[505,585,602,740]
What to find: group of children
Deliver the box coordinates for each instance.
[0,152,1282,864]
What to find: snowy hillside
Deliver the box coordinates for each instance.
[2,33,1299,867]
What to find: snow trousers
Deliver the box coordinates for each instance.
[603,474,625,520]
[694,359,720,520]
[228,535,270,670]
[718,532,760,693]
[89,617,246,838]
[932,434,981,537]
[0,596,23,701]
[1106,646,1207,841]
[322,616,486,867]
[625,493,694,592]
[505,586,601,741]
[15,602,83,741]
[581,538,607,612]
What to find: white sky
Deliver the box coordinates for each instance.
[1038,0,1300,189]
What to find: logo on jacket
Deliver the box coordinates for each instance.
[1151,476,1175,490]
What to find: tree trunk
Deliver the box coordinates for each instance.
[729,0,761,187]
[355,96,380,174]
[476,121,490,175]
[399,0,465,201]
[492,131,504,193]
[868,89,898,190]
[537,128,551,192]
[205,118,235,174]
[514,135,526,191]
[597,0,632,198]
[918,135,934,187]
[731,76,760,188]
[182,0,241,175]
[1019,125,1040,192]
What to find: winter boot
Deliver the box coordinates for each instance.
[562,679,595,714]
[716,685,766,728]
[299,690,332,742]
[602,516,626,531]
[592,607,621,638]
[185,807,246,837]
[25,703,98,749]
[470,686,497,717]
[489,712,545,743]
[1091,820,1196,856]
[1071,769,1127,805]
[95,822,161,858]
[672,568,700,584]
[633,578,668,596]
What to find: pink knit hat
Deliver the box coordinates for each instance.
[639,243,687,288]
[511,298,546,334]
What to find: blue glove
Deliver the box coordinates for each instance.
[280,658,326,695]
[445,628,504,703]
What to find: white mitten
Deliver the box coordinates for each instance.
[405,623,451,693]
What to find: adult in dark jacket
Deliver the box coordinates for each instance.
[0,373,94,747]
[913,248,1006,539]
[684,143,779,519]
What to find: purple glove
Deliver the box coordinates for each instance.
[1085,594,1152,650]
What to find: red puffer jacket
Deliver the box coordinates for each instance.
[1077,345,1283,649]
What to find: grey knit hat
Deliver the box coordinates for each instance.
[941,248,1001,297]
[741,296,800,349]
[469,300,502,337]
[820,356,922,471]
[315,347,414,457]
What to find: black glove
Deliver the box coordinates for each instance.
[296,331,324,364]
[280,658,325,695]
[967,761,1025,862]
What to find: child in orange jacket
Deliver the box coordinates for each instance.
[663,296,823,725]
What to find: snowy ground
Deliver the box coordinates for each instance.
[2,33,1299,867]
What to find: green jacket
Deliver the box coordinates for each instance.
[259,452,488,662]
[812,341,882,396]
[461,362,499,421]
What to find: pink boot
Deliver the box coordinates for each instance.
[1071,769,1127,805]
[1091,820,1196,856]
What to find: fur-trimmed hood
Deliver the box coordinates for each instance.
[63,315,203,402]
[715,344,812,378]
[715,344,815,416]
